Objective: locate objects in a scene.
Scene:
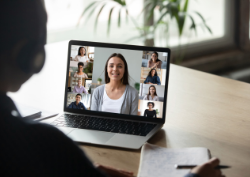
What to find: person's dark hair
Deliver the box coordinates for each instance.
[76,94,82,98]
[78,62,84,68]
[148,68,158,77]
[0,0,47,61]
[78,47,86,56]
[150,51,161,62]
[105,53,129,85]
[147,85,157,100]
[147,102,155,108]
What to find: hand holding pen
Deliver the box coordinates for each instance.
[184,157,227,177]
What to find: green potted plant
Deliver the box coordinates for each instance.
[156,109,159,116]
[134,82,140,92]
[97,78,102,85]
[83,63,93,78]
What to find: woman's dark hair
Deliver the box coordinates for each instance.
[78,62,84,67]
[148,68,158,77]
[78,47,86,56]
[105,53,129,85]
[147,85,157,100]
[147,102,155,108]
[150,51,161,62]
[76,94,82,98]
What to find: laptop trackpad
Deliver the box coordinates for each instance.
[68,129,115,144]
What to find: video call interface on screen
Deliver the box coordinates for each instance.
[66,45,168,119]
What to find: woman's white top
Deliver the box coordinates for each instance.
[143,95,159,101]
[74,72,88,78]
[74,55,89,62]
[102,87,125,114]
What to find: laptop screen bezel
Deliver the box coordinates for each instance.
[64,40,171,124]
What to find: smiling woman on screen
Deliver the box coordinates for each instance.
[147,52,162,69]
[144,69,161,85]
[74,46,90,63]
[91,53,139,115]
[143,85,159,101]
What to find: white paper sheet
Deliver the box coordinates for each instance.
[138,143,210,177]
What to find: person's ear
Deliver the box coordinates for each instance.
[12,40,45,74]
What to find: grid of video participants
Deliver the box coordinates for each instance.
[66,45,168,119]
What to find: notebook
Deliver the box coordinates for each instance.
[138,143,211,177]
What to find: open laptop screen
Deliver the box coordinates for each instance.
[65,41,170,121]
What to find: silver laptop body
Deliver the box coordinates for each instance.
[51,40,170,149]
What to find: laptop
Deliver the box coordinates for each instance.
[50,40,171,149]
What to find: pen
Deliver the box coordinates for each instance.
[175,165,231,169]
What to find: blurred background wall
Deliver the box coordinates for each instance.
[44,0,250,83]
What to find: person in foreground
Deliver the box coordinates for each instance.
[0,1,225,176]
[144,68,161,85]
[91,53,138,115]
[68,94,86,110]
[143,85,159,101]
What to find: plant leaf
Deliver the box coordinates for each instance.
[118,8,122,27]
[77,1,97,25]
[177,12,185,36]
[183,0,189,12]
[204,23,213,34]
[107,7,115,35]
[194,11,206,23]
[94,4,106,32]
[188,15,197,35]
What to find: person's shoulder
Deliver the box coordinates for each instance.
[93,85,105,95]
[126,85,138,94]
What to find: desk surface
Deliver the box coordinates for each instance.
[9,41,250,177]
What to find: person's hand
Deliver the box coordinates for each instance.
[95,163,134,177]
[190,157,225,177]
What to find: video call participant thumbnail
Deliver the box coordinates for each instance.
[144,68,161,85]
[147,52,162,69]
[143,85,159,101]
[144,102,157,118]
[73,79,88,94]
[74,46,90,63]
[68,94,86,110]
[91,53,139,115]
[74,62,88,78]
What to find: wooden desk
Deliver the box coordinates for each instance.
[79,64,250,177]
[9,41,250,177]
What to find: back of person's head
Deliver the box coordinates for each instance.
[0,0,47,72]
[0,0,47,91]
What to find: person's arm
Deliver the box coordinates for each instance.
[147,60,150,68]
[68,102,73,108]
[130,91,139,115]
[155,96,159,101]
[157,61,162,69]
[90,88,99,111]
[184,158,223,177]
[73,87,77,93]
[28,123,108,177]
[73,72,77,77]
[74,55,79,61]
[144,77,148,84]
[143,95,148,100]
[82,103,87,110]
[156,76,161,85]
[82,86,88,94]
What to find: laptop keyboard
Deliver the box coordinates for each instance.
[51,114,157,136]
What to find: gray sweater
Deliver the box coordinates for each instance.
[91,84,139,115]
